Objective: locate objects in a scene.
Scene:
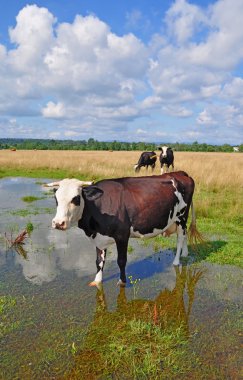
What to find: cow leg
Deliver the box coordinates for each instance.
[116,239,128,286]
[161,164,168,174]
[173,225,185,266]
[89,248,106,288]
[181,231,189,257]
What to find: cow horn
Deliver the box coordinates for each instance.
[77,180,93,187]
[44,181,61,187]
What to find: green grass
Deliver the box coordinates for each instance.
[62,294,224,380]
[0,168,93,181]
[26,222,34,234]
[0,296,20,339]
[21,195,45,203]
[9,207,55,217]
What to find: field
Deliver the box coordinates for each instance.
[0,149,242,266]
[0,150,242,379]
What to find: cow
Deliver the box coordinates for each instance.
[134,151,157,173]
[158,146,174,174]
[46,171,202,288]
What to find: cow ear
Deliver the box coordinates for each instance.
[157,146,162,151]
[82,186,104,201]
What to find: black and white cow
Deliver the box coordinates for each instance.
[158,146,174,174]
[46,171,201,287]
[134,151,157,173]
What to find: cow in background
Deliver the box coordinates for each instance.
[134,151,157,173]
[158,146,174,174]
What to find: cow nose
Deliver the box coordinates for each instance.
[52,220,66,230]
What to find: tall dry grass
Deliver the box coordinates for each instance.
[0,149,242,222]
[0,150,242,189]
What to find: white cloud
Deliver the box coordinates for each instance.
[42,101,65,118]
[8,4,55,71]
[162,105,193,117]
[0,6,148,121]
[222,77,243,106]
[186,0,243,69]
[64,130,80,137]
[197,104,243,129]
[136,128,147,135]
[0,1,243,144]
[165,0,206,44]
[49,131,61,139]
[197,109,216,125]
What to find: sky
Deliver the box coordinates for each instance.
[0,0,243,144]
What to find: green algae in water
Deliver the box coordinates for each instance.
[21,196,45,203]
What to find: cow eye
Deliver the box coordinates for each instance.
[71,195,81,206]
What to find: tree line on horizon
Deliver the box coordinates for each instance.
[0,138,242,152]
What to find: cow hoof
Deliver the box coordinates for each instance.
[173,260,180,266]
[88,281,102,290]
[181,253,188,258]
[117,279,126,287]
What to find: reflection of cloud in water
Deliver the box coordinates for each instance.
[0,249,6,267]
[14,225,115,285]
[47,228,99,277]
[15,251,57,285]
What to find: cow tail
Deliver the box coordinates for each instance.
[188,200,205,248]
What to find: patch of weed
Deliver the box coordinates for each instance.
[128,244,134,254]
[0,296,20,338]
[21,195,45,203]
[26,222,34,234]
[9,207,55,217]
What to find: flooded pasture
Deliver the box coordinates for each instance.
[0,178,242,379]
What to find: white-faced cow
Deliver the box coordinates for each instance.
[47,171,201,288]
[158,146,174,174]
[134,151,157,173]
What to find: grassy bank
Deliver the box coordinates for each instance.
[0,150,242,267]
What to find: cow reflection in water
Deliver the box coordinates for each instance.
[69,266,203,378]
[95,265,203,330]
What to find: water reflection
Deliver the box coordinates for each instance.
[66,265,204,379]
[3,229,108,285]
[0,177,116,285]
[97,265,203,331]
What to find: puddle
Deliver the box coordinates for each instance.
[0,178,242,379]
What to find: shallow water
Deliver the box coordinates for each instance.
[0,178,242,379]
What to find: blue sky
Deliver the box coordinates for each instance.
[0,0,242,144]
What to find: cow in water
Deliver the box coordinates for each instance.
[46,171,202,287]
[158,146,174,174]
[134,151,157,173]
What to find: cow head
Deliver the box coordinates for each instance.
[158,146,168,158]
[45,179,96,230]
